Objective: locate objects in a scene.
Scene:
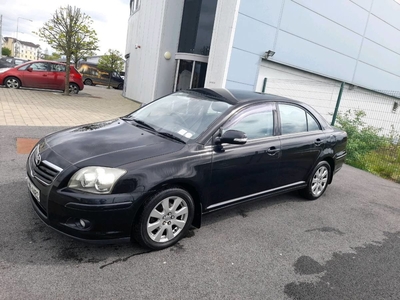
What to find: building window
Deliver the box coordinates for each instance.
[178,0,217,56]
[130,0,141,15]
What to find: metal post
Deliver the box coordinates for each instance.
[331,82,345,126]
[262,77,267,93]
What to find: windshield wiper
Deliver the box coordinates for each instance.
[122,117,156,131]
[157,131,186,144]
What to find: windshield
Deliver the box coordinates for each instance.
[125,92,232,142]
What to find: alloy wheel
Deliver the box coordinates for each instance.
[311,166,328,197]
[6,78,20,89]
[146,196,189,243]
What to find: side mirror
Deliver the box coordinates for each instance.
[27,67,33,72]
[215,130,247,146]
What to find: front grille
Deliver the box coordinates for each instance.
[29,146,63,185]
[33,161,60,184]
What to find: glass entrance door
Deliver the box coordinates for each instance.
[174,59,207,92]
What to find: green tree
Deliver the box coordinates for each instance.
[97,49,124,89]
[2,47,11,56]
[42,52,62,61]
[35,5,98,95]
[71,31,99,67]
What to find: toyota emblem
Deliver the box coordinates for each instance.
[35,152,41,166]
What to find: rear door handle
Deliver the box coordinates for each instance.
[266,146,280,155]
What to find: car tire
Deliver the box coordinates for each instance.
[69,83,79,94]
[84,79,93,86]
[117,83,123,90]
[4,77,21,89]
[300,161,331,200]
[133,188,195,250]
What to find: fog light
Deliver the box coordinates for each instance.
[79,219,90,228]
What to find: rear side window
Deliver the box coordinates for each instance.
[51,63,66,72]
[307,113,320,131]
[279,104,307,134]
[279,104,321,134]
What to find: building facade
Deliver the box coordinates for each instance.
[124,0,400,105]
[3,37,41,60]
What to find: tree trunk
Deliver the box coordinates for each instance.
[64,54,71,95]
[107,72,112,89]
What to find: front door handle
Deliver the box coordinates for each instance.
[266,146,280,155]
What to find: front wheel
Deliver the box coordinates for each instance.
[5,77,21,89]
[133,188,195,250]
[69,83,79,94]
[300,161,331,200]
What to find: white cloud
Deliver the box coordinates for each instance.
[0,0,129,56]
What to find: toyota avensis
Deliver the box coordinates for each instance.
[26,88,347,250]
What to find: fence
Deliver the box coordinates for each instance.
[261,78,400,183]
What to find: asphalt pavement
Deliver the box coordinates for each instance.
[0,124,399,300]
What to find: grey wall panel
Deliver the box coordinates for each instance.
[353,62,400,90]
[274,31,357,82]
[365,15,400,53]
[293,0,369,34]
[226,48,260,86]
[359,39,400,77]
[350,0,373,10]
[238,0,284,27]
[281,1,363,58]
[371,0,400,30]
[232,13,275,55]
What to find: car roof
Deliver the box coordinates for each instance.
[188,88,302,105]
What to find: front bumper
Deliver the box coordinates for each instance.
[26,145,137,242]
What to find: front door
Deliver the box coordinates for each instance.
[206,103,282,210]
[22,62,51,88]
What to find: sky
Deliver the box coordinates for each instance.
[0,0,130,56]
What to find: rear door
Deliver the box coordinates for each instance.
[49,63,66,89]
[278,103,326,185]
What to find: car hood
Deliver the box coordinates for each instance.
[44,119,185,167]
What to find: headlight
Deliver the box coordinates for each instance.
[68,167,127,194]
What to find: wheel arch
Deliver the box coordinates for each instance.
[133,179,203,231]
[4,76,22,87]
[322,156,335,184]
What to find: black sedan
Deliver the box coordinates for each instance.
[26,88,347,250]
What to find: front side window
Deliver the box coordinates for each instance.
[223,103,275,140]
[30,62,48,71]
[126,92,232,141]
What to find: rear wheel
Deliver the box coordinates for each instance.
[84,78,93,86]
[5,77,21,89]
[133,188,194,250]
[69,83,79,94]
[300,161,331,200]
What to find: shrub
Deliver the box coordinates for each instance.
[335,109,399,183]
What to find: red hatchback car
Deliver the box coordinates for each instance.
[0,60,84,94]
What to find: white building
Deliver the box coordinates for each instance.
[124,0,400,132]
[3,37,41,60]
